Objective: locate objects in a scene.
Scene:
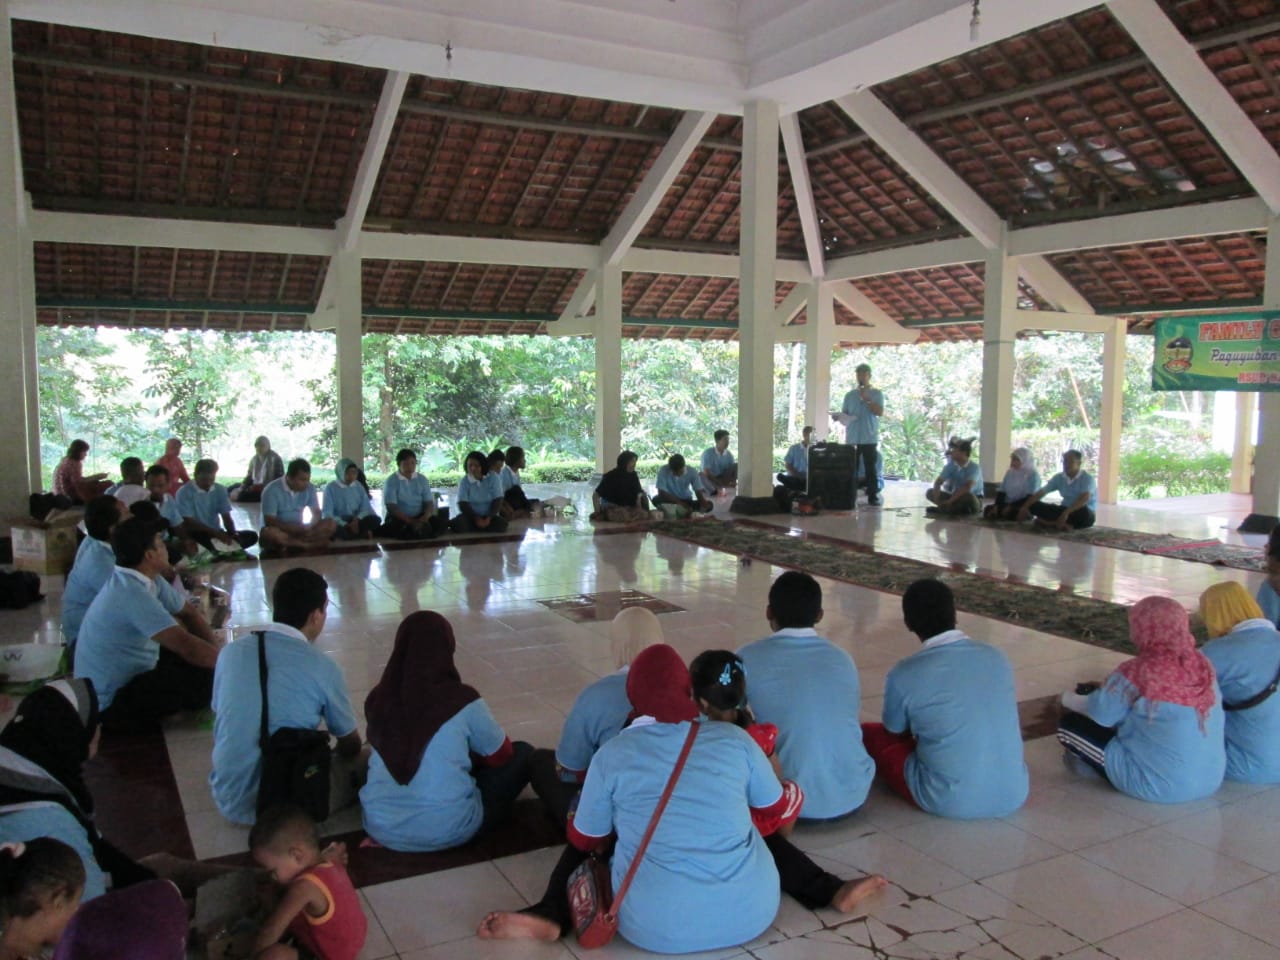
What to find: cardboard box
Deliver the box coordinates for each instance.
[10,512,81,575]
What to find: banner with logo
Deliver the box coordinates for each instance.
[1152,312,1280,392]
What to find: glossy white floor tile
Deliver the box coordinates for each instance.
[5,486,1280,959]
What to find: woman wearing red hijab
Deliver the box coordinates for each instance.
[359,612,532,851]
[153,439,189,497]
[1058,595,1226,803]
[479,644,791,953]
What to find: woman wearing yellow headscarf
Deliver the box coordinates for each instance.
[1200,581,1280,783]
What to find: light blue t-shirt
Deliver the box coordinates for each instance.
[62,537,116,645]
[841,387,884,445]
[456,474,504,517]
[1040,470,1098,512]
[737,628,874,818]
[574,720,780,954]
[151,493,184,530]
[655,465,698,501]
[382,472,434,519]
[360,699,507,851]
[883,632,1028,818]
[556,670,630,778]
[0,803,107,902]
[322,481,374,522]
[701,446,735,477]
[175,482,232,529]
[261,477,321,526]
[75,567,186,710]
[210,625,359,824]
[498,464,519,493]
[1202,619,1280,784]
[1257,581,1280,628]
[784,443,809,476]
[1085,672,1225,803]
[938,459,981,495]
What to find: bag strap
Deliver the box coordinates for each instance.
[607,721,699,919]
[255,630,270,750]
[1224,658,1280,712]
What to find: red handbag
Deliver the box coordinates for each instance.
[568,722,700,949]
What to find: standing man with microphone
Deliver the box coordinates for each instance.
[839,363,885,507]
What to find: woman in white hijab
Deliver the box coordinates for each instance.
[986,447,1041,520]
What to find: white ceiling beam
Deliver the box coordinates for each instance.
[619,247,811,282]
[1008,197,1270,256]
[360,233,599,269]
[27,209,334,255]
[825,236,986,282]
[1016,311,1118,334]
[544,313,597,337]
[557,269,598,324]
[602,111,715,265]
[773,285,808,330]
[1108,0,1280,215]
[1017,255,1095,315]
[779,114,824,278]
[337,70,408,252]
[829,280,919,344]
[835,91,1003,249]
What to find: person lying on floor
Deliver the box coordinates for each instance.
[451,451,508,534]
[1058,595,1224,803]
[360,611,535,851]
[323,458,382,541]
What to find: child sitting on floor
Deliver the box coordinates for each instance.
[249,805,366,960]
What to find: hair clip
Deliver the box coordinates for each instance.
[718,663,734,686]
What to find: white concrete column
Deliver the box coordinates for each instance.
[1231,392,1256,495]
[737,100,780,500]
[333,249,364,465]
[594,263,623,473]
[0,4,38,515]
[979,241,1017,491]
[1097,318,1127,504]
[1245,213,1280,530]
[804,281,835,441]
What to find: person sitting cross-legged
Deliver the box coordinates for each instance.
[234,436,284,503]
[863,578,1028,818]
[654,454,712,516]
[61,495,129,665]
[259,459,338,553]
[103,456,148,507]
[175,459,258,552]
[322,459,381,541]
[452,450,509,534]
[925,437,981,516]
[74,517,223,735]
[776,426,814,493]
[382,448,442,540]
[500,446,540,518]
[143,464,198,562]
[700,429,738,496]
[210,568,366,825]
[592,450,651,523]
[1018,449,1097,530]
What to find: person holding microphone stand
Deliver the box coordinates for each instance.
[833,364,885,507]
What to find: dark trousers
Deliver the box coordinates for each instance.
[855,444,878,502]
[529,747,577,831]
[381,514,441,540]
[1029,502,1096,529]
[1057,710,1115,777]
[191,530,259,550]
[504,486,534,512]
[452,512,509,534]
[101,648,214,735]
[475,740,534,832]
[653,491,711,513]
[776,473,806,492]
[765,832,845,909]
[522,842,591,935]
[332,515,382,540]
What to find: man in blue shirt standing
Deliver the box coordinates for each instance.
[210,567,365,824]
[863,578,1028,819]
[777,426,813,493]
[75,516,223,734]
[699,430,738,496]
[1018,449,1097,530]
[925,437,982,516]
[839,363,885,507]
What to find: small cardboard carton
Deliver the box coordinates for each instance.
[10,510,82,575]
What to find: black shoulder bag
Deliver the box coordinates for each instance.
[1223,658,1280,712]
[255,631,332,821]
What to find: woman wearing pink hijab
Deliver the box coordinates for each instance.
[153,439,189,496]
[1058,595,1226,803]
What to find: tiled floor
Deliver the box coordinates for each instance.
[5,481,1280,959]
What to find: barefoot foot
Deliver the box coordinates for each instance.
[831,874,889,913]
[477,911,561,941]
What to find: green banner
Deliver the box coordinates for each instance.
[1152,313,1280,391]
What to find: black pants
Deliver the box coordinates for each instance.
[776,474,806,492]
[529,747,578,831]
[383,515,445,540]
[505,486,535,512]
[1029,502,1096,529]
[475,740,535,831]
[451,512,509,534]
[191,530,259,550]
[1057,709,1116,777]
[518,827,847,935]
[331,515,382,540]
[855,444,879,502]
[653,491,712,513]
[101,648,214,735]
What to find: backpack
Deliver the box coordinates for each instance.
[0,571,43,610]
